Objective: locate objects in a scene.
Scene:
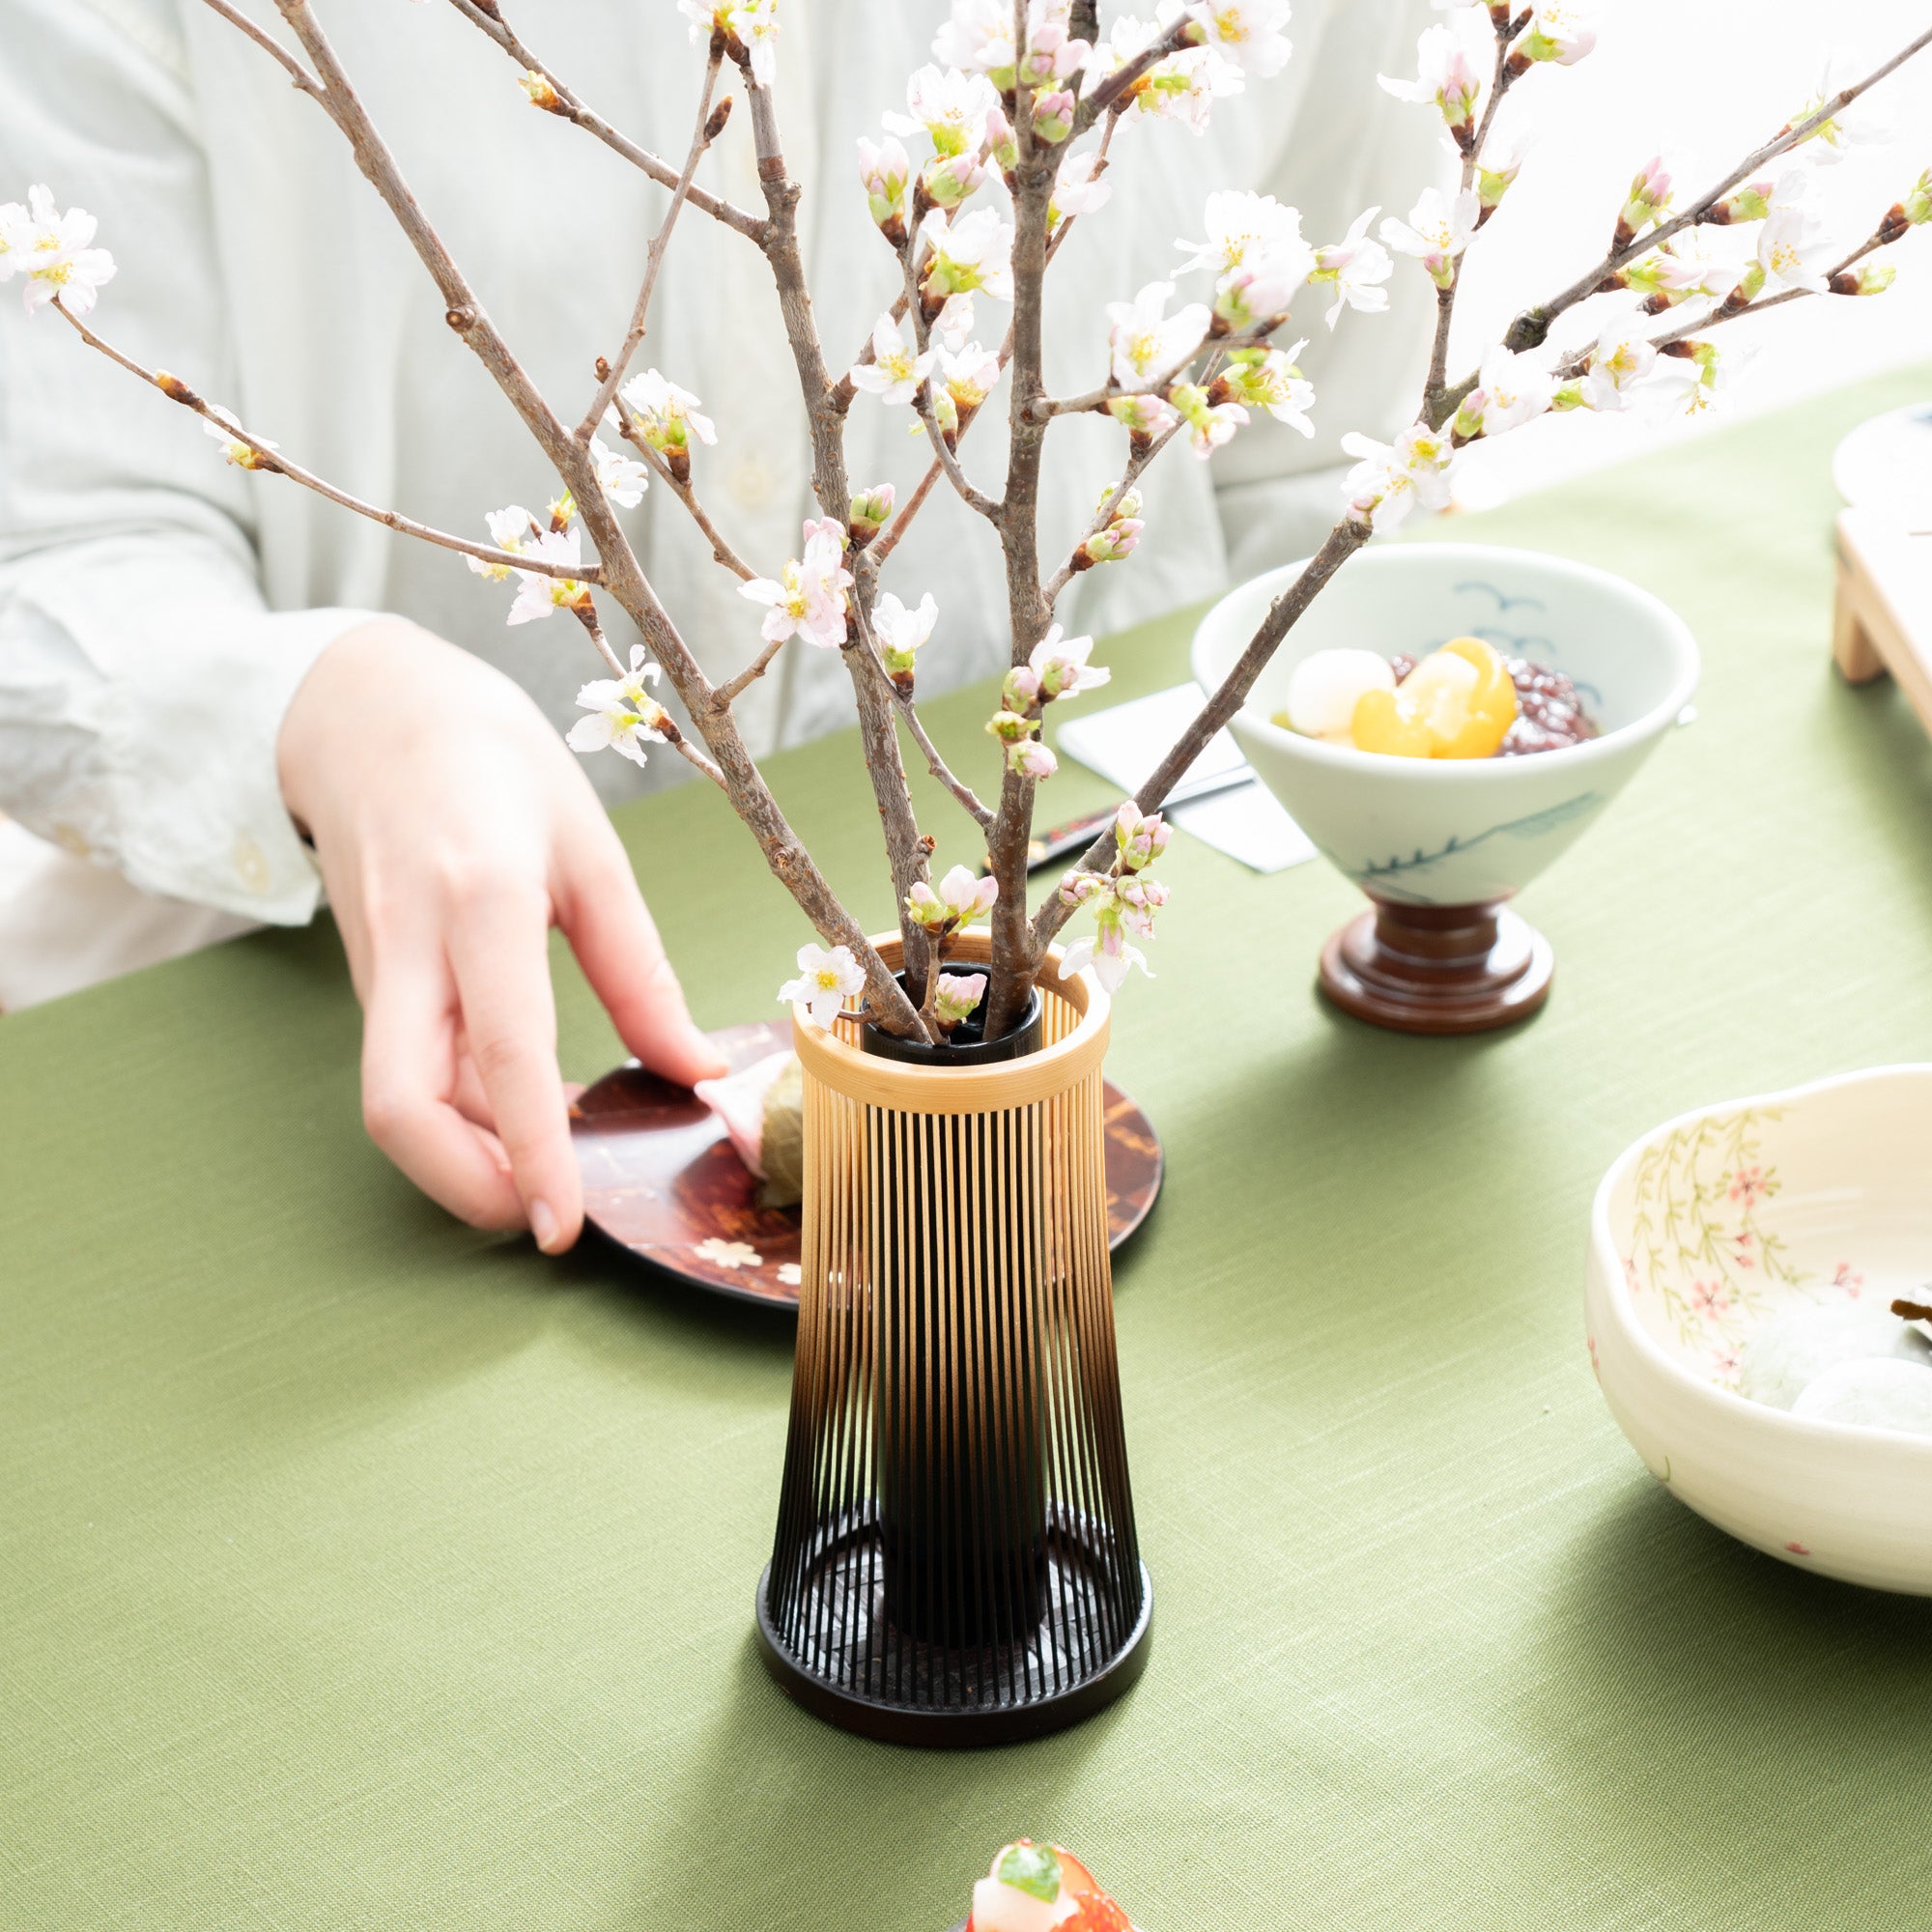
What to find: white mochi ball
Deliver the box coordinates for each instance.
[1738,1303,1931,1411]
[1792,1356,1932,1435]
[969,1876,1076,1932]
[1282,648,1395,740]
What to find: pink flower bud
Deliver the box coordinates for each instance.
[931,971,987,1029]
[1009,738,1059,780]
[1031,88,1076,145]
[1003,664,1043,710]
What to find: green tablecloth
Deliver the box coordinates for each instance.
[6,369,1932,1931]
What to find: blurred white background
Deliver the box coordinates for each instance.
[1445,0,1932,505]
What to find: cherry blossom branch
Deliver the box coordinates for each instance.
[244,0,923,1037]
[868,458,944,565]
[1451,21,1932,403]
[743,71,936,1018]
[1425,15,1518,421]
[1076,20,1191,129]
[578,55,727,440]
[625,432,757,582]
[713,635,789,706]
[897,253,1003,521]
[896,696,997,830]
[54,302,598,584]
[1030,519,1369,952]
[1041,419,1183,605]
[198,0,341,124]
[981,52,1059,1036]
[440,0,768,243]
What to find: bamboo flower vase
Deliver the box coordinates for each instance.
[755,933,1153,1747]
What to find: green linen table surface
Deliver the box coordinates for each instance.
[6,369,1932,1932]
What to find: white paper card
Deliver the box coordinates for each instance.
[1055,682,1317,875]
[1054,682,1245,796]
[1169,781,1316,874]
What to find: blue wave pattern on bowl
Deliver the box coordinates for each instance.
[1328,791,1605,902]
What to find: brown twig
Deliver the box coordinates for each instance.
[55,303,599,585]
[440,0,768,243]
[1441,22,1932,413]
[713,634,789,706]
[623,429,757,582]
[1030,521,1369,951]
[578,53,725,440]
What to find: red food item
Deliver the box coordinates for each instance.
[1055,1849,1132,1932]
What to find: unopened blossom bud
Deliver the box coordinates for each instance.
[848,483,895,546]
[1057,868,1111,911]
[1450,388,1488,442]
[923,151,987,211]
[984,105,1018,176]
[519,69,565,113]
[1076,521,1144,570]
[1476,150,1524,213]
[1031,88,1077,145]
[905,882,949,929]
[1550,380,1588,412]
[1905,169,1932,226]
[858,135,911,242]
[1114,802,1170,871]
[931,972,987,1029]
[1009,738,1059,779]
[1115,874,1170,934]
[548,491,577,529]
[1831,260,1896,297]
[1018,22,1089,87]
[986,708,1037,746]
[1734,258,1768,303]
[1003,665,1043,711]
[931,388,961,440]
[1616,156,1672,244]
[1099,483,1144,523]
[1107,392,1181,439]
[1710,179,1773,226]
[1510,3,1597,70]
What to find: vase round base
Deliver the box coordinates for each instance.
[1318,896,1553,1036]
[755,1518,1153,1749]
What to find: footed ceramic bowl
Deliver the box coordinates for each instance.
[1585,1065,1932,1594]
[1189,544,1700,908]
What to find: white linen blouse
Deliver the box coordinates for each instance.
[0,0,1437,944]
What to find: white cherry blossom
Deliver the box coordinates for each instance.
[1517,0,1596,66]
[884,65,1000,156]
[847,311,936,407]
[1794,49,1891,163]
[1181,1,1293,80]
[778,943,866,1030]
[920,208,1015,302]
[467,504,539,581]
[906,864,999,931]
[1311,207,1393,327]
[1340,423,1453,532]
[507,527,593,625]
[1381,186,1480,287]
[933,0,1018,80]
[1463,344,1554,437]
[872,590,938,678]
[1135,46,1245,131]
[1177,191,1316,306]
[1756,205,1833,295]
[590,434,649,508]
[740,518,853,648]
[1581,325,1658,411]
[565,646,668,769]
[12,185,116,317]
[1030,624,1110,699]
[1105,280,1210,392]
[616,370,717,455]
[1378,15,1489,130]
[930,292,978,353]
[1051,150,1114,225]
[679,1,781,88]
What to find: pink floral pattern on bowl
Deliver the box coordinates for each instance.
[1586,1065,1932,1595]
[1620,1106,1875,1394]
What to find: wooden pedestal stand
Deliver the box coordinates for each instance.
[1319,896,1554,1036]
[1833,508,1932,736]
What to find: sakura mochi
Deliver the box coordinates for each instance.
[1792,1358,1932,1436]
[1737,1303,1931,1411]
[967,1843,1131,1932]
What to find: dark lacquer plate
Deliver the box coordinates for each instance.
[574,1021,1164,1310]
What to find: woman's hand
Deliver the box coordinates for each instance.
[278,618,726,1251]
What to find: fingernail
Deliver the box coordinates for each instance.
[529,1197,560,1252]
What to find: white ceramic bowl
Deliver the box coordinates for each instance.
[1189,544,1699,906]
[1585,1065,1932,1594]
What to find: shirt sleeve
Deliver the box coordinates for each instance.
[0,0,375,924]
